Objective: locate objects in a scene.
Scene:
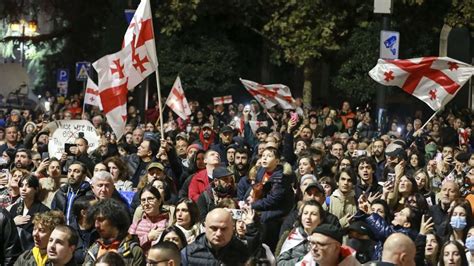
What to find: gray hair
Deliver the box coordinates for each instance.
[91,171,114,185]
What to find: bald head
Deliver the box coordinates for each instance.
[382,233,416,266]
[205,208,234,249]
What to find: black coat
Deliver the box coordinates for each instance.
[0,208,21,266]
[9,200,50,250]
[51,182,93,226]
[181,233,250,265]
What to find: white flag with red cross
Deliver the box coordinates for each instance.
[240,78,296,110]
[92,0,158,139]
[369,57,474,111]
[165,76,191,120]
[84,77,102,110]
[213,95,233,105]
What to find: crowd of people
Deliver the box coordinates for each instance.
[1,91,474,266]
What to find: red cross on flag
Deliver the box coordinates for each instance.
[369,57,474,111]
[84,77,103,110]
[165,76,191,120]
[92,0,158,139]
[240,78,296,110]
[213,95,233,105]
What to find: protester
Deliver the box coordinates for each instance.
[46,225,79,266]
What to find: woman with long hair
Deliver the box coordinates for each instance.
[158,225,188,250]
[439,240,468,266]
[443,199,473,244]
[9,175,50,249]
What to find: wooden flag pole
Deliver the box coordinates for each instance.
[155,68,164,138]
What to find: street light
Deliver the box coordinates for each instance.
[8,19,38,67]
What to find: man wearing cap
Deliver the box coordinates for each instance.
[296,224,358,266]
[196,166,236,221]
[280,175,341,235]
[188,149,221,202]
[210,125,236,166]
[385,143,405,168]
[196,123,216,151]
[345,221,376,263]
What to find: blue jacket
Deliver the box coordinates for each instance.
[251,165,294,222]
[357,212,418,260]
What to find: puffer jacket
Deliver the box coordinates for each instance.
[329,189,357,227]
[355,212,418,260]
[1,208,21,266]
[251,165,294,222]
[181,233,250,265]
[83,234,145,266]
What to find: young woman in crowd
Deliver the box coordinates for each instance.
[276,200,325,265]
[442,199,473,244]
[172,198,201,244]
[157,225,187,250]
[9,175,50,249]
[424,232,441,266]
[439,240,468,266]
[129,185,171,255]
[104,156,133,191]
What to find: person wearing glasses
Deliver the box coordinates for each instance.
[129,185,171,255]
[296,224,359,266]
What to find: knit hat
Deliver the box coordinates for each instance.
[300,174,317,185]
[312,224,343,244]
[212,166,233,179]
[186,143,203,153]
[305,182,325,195]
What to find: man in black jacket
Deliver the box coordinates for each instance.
[0,208,21,265]
[181,208,250,265]
[51,161,93,226]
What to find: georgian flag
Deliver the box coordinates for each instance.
[165,76,191,120]
[213,95,233,105]
[369,57,474,111]
[92,0,158,140]
[240,78,296,110]
[84,77,102,110]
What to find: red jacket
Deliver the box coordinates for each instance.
[188,169,210,202]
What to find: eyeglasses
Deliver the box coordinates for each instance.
[140,197,157,204]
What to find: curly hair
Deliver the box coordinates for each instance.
[87,198,131,238]
[32,210,65,232]
[103,156,130,181]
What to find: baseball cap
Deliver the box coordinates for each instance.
[345,221,374,239]
[147,162,164,171]
[305,182,325,195]
[220,126,233,134]
[202,123,212,130]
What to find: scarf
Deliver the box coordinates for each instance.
[280,227,306,255]
[32,246,48,266]
[97,239,121,258]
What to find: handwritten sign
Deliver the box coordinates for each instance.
[47,120,100,159]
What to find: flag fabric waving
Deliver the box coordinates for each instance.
[240,78,296,110]
[92,0,158,139]
[213,95,233,105]
[165,76,191,120]
[369,57,474,111]
[84,77,102,110]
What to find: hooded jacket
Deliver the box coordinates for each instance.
[84,234,145,266]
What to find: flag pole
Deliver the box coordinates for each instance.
[418,110,439,133]
[147,0,164,138]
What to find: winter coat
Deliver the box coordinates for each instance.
[279,207,341,236]
[329,189,357,227]
[13,249,36,266]
[51,182,93,226]
[277,227,310,265]
[251,165,294,223]
[1,208,21,266]
[295,246,360,266]
[355,212,418,260]
[128,212,170,253]
[9,200,50,250]
[123,154,151,187]
[181,233,250,265]
[188,169,210,202]
[84,234,145,266]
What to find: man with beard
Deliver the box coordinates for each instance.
[63,137,95,175]
[233,148,249,184]
[13,148,34,171]
[196,123,216,151]
[210,126,236,165]
[371,139,386,181]
[51,161,94,226]
[197,166,236,221]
